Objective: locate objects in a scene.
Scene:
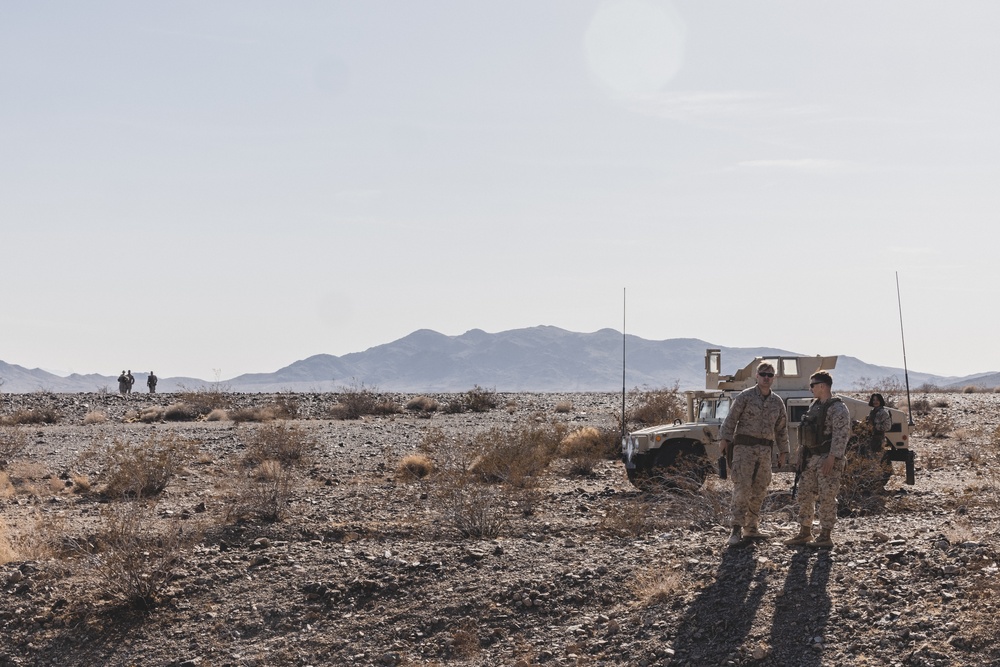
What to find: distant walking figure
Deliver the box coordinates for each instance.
[117,370,129,396]
[147,371,158,394]
[126,370,135,395]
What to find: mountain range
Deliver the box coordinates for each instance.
[0,326,992,394]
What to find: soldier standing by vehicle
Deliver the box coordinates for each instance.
[719,362,789,546]
[866,393,892,456]
[147,371,158,394]
[785,371,851,549]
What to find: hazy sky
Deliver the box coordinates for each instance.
[4,1,998,381]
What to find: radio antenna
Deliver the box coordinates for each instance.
[896,271,914,425]
[621,288,627,439]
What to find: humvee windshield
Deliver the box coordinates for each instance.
[698,397,731,422]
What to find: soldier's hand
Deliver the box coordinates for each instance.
[778,452,787,468]
[821,455,837,475]
[720,440,730,456]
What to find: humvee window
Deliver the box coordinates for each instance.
[782,359,799,376]
[699,400,712,421]
[716,397,730,421]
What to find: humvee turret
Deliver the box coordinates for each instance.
[621,349,916,488]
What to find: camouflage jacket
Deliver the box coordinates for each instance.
[869,406,892,433]
[805,396,852,459]
[719,385,790,455]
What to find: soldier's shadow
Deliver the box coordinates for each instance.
[671,543,769,665]
[769,549,833,666]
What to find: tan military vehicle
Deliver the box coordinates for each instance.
[621,348,916,488]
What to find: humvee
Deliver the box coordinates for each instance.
[621,349,916,488]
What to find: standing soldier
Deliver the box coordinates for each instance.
[117,370,129,397]
[719,361,789,546]
[866,393,892,456]
[785,371,851,549]
[147,371,158,394]
[126,370,135,395]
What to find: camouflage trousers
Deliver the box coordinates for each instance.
[797,455,846,533]
[729,444,773,529]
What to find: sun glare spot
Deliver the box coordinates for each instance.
[584,0,686,97]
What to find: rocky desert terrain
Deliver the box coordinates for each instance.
[0,388,998,667]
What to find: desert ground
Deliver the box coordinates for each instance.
[0,388,998,667]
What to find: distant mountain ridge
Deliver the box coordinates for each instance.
[0,326,989,393]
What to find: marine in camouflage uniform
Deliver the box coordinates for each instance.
[786,371,851,549]
[866,393,892,456]
[719,362,789,546]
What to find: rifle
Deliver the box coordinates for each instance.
[791,453,804,498]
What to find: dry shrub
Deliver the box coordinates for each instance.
[241,422,315,467]
[911,397,932,415]
[226,460,294,523]
[631,569,685,607]
[271,395,300,419]
[963,385,979,394]
[100,433,194,498]
[0,426,28,465]
[434,470,508,538]
[230,406,279,423]
[406,396,440,413]
[205,408,228,421]
[463,385,498,413]
[176,388,232,416]
[329,383,401,420]
[163,403,197,422]
[397,454,434,481]
[446,621,482,659]
[629,384,684,428]
[469,423,565,487]
[837,454,890,517]
[72,474,91,493]
[0,408,58,425]
[558,426,610,476]
[139,406,165,423]
[917,411,955,438]
[554,400,573,414]
[77,502,198,609]
[83,411,108,425]
[0,519,15,565]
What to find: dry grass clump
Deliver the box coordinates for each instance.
[205,408,229,421]
[241,423,315,467]
[631,569,686,607]
[329,383,401,420]
[230,406,279,423]
[469,423,566,487]
[76,502,198,610]
[963,385,979,394]
[0,426,28,466]
[139,406,165,423]
[226,459,294,523]
[0,408,58,425]
[558,426,615,475]
[82,410,108,425]
[99,433,195,498]
[163,403,197,422]
[554,400,573,414]
[628,384,684,428]
[397,453,435,481]
[405,395,440,413]
[0,518,15,565]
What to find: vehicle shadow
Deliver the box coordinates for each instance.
[768,548,833,666]
[670,542,769,664]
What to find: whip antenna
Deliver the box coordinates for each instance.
[621,288,627,439]
[896,271,914,426]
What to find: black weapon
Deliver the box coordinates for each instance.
[791,468,801,498]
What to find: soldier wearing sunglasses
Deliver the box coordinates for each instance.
[719,362,789,546]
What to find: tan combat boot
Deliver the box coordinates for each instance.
[742,525,770,540]
[727,526,743,546]
[783,525,812,546]
[809,530,834,548]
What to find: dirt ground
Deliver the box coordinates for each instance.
[0,390,998,667]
